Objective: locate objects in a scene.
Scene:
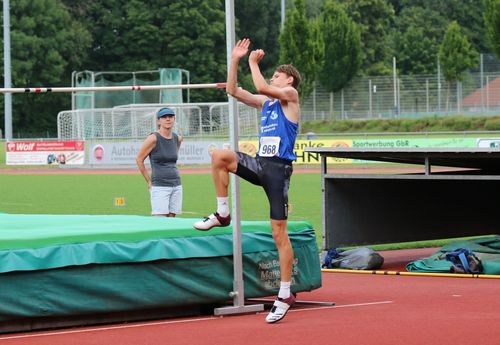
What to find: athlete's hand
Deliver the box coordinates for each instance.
[249,49,265,64]
[232,38,250,60]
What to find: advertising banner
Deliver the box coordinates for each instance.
[88,141,230,165]
[84,137,499,166]
[476,138,500,148]
[6,140,85,165]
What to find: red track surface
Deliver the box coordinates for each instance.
[0,248,498,345]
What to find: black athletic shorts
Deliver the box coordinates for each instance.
[235,152,293,220]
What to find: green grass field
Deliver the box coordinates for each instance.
[1,172,489,251]
[0,172,325,244]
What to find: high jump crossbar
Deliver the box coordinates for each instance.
[0,83,227,94]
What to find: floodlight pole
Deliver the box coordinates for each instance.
[214,0,263,316]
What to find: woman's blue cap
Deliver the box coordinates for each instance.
[157,107,175,118]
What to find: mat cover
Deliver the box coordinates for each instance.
[0,213,315,273]
[0,214,322,323]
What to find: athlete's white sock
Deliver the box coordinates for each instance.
[278,281,291,299]
[216,197,230,217]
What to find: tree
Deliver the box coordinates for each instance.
[398,0,487,53]
[279,0,320,99]
[318,0,361,93]
[393,25,436,75]
[160,0,227,102]
[305,0,327,17]
[392,6,446,75]
[235,0,281,74]
[438,21,478,110]
[484,0,500,58]
[234,0,281,92]
[81,0,227,103]
[342,0,395,75]
[2,0,91,136]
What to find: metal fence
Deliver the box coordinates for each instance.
[301,73,500,121]
[301,54,500,121]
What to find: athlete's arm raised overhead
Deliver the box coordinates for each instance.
[248,49,299,104]
[248,50,300,123]
[226,38,267,109]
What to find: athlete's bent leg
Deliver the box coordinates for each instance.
[211,149,238,197]
[193,149,237,231]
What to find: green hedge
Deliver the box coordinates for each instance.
[301,115,500,134]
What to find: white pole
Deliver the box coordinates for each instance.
[486,75,490,112]
[313,83,316,120]
[426,79,429,113]
[0,83,226,94]
[214,0,263,316]
[341,89,345,119]
[437,61,442,112]
[368,79,372,118]
[3,0,13,139]
[480,53,484,113]
[397,78,401,117]
[281,0,285,30]
[393,57,397,117]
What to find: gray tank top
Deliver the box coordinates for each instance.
[149,132,181,187]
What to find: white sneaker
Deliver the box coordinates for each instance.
[193,212,231,231]
[265,293,296,324]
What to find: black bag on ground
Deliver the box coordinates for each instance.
[322,247,384,270]
[445,248,483,274]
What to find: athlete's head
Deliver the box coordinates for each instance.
[275,64,301,89]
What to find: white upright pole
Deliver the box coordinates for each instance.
[281,0,285,30]
[214,0,264,316]
[368,79,373,118]
[437,60,442,112]
[480,53,484,113]
[393,57,397,117]
[3,0,13,139]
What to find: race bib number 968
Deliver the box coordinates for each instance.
[258,136,281,157]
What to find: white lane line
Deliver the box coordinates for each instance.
[289,300,394,314]
[0,300,393,341]
[0,317,218,341]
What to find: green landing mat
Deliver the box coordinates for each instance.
[0,214,322,324]
[0,213,316,273]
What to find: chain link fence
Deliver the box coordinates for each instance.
[301,54,500,122]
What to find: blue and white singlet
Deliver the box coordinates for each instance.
[258,100,298,161]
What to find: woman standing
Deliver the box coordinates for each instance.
[136,107,182,217]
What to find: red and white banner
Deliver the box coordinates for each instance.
[6,140,85,165]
